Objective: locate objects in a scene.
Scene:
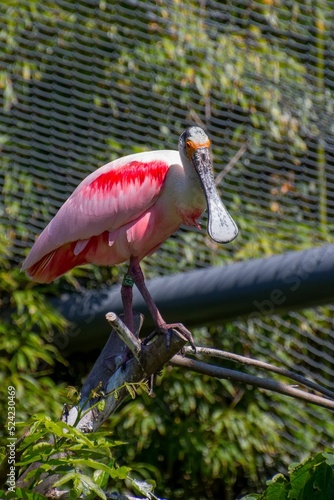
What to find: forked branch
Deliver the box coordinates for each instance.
[171,354,334,411]
[65,315,334,430]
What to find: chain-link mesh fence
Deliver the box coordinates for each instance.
[1,0,334,484]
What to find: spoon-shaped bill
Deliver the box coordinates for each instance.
[192,148,239,243]
[206,188,238,243]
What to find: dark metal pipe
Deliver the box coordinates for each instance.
[54,244,334,353]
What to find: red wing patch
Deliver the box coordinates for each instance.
[86,160,169,195]
[26,235,103,283]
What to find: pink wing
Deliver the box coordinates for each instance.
[22,150,180,280]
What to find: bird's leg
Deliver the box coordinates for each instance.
[128,257,164,326]
[128,256,196,350]
[121,273,135,334]
[118,273,137,367]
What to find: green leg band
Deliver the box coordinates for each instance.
[122,274,134,287]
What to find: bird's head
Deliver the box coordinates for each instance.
[179,126,212,162]
[178,126,239,244]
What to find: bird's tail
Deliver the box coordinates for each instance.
[23,242,88,283]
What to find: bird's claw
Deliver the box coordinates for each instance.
[157,323,196,352]
[142,322,196,352]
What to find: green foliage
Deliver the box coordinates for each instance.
[0,230,68,434]
[1,0,332,265]
[0,489,47,500]
[1,401,161,499]
[11,414,131,500]
[242,452,334,500]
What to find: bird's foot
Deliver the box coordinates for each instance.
[165,323,196,352]
[152,322,196,352]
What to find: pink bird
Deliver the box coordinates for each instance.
[22,127,238,339]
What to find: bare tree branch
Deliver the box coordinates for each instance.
[215,140,250,186]
[171,355,334,411]
[184,346,334,400]
[63,313,187,432]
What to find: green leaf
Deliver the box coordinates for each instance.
[306,461,334,498]
[76,473,107,500]
[4,489,48,499]
[72,475,84,499]
[262,481,288,499]
[69,458,117,475]
[125,383,137,399]
[109,465,131,480]
[97,399,106,411]
[131,478,157,499]
[17,432,48,451]
[289,454,324,498]
[43,421,94,448]
[324,453,334,467]
[53,470,77,487]
[93,468,110,488]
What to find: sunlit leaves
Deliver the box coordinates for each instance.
[14,414,131,500]
[0,232,67,427]
[242,452,334,499]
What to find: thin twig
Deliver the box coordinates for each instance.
[188,109,206,129]
[185,346,334,401]
[215,140,250,186]
[171,355,334,411]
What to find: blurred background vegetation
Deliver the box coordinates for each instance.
[1,0,334,498]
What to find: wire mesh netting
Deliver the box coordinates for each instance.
[1,0,334,484]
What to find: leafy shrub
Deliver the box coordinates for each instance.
[242,452,334,500]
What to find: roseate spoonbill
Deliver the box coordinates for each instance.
[22,126,238,340]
